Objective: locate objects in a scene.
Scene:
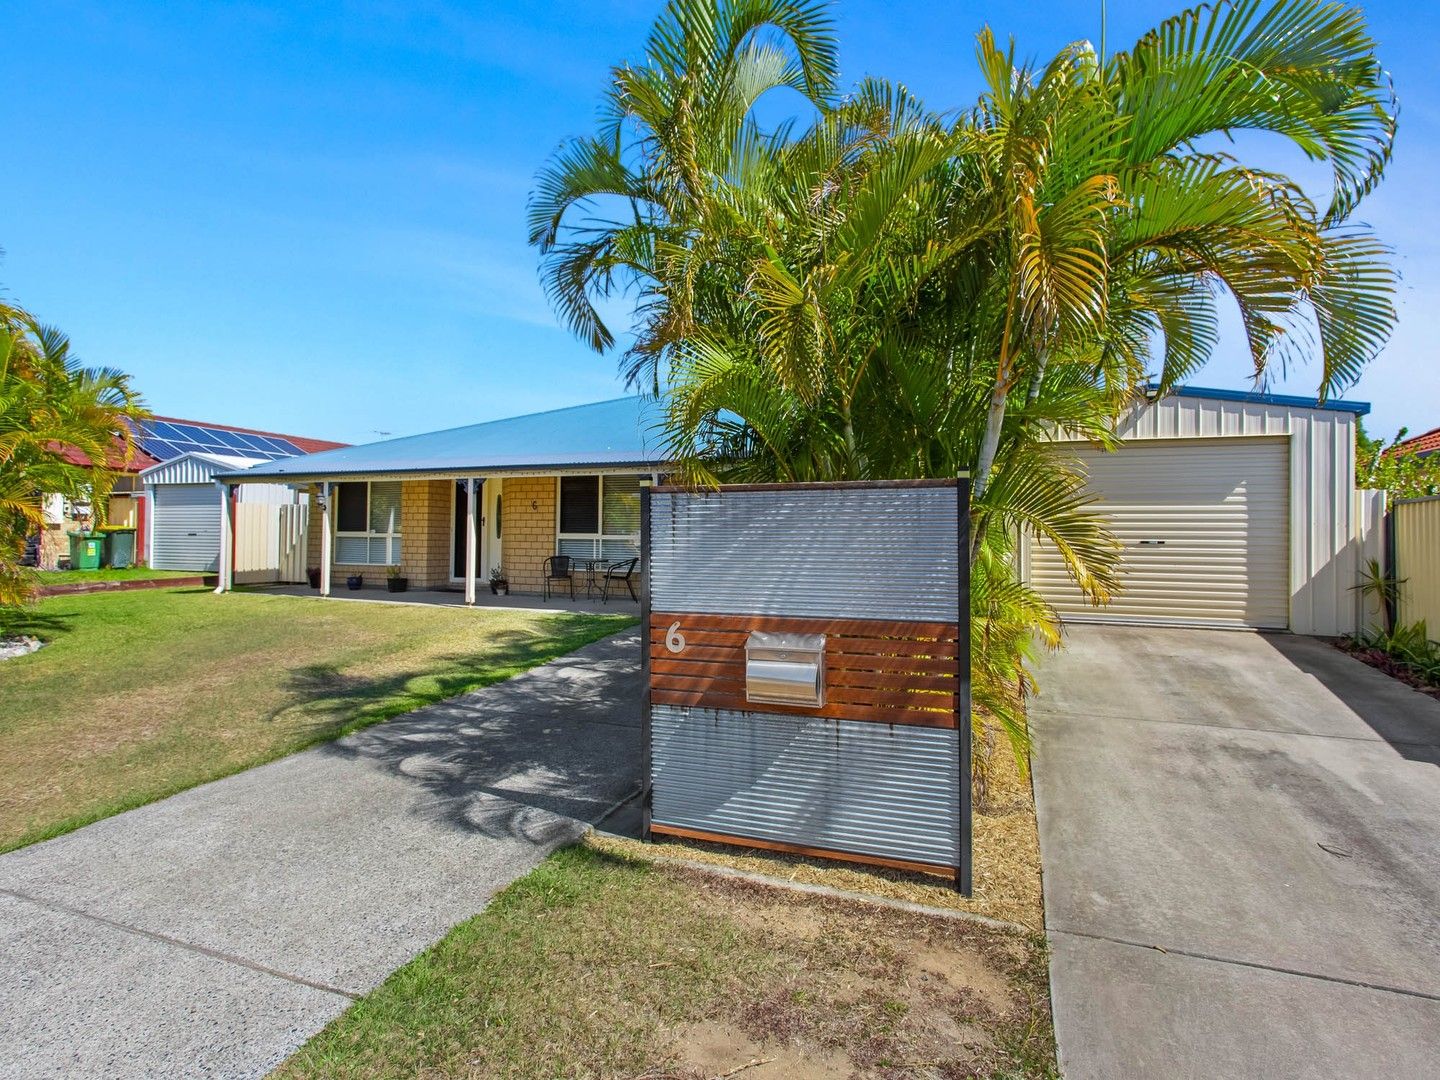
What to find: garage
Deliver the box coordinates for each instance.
[1023,386,1381,636]
[1029,437,1290,629]
[151,483,223,571]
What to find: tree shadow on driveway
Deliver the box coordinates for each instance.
[301,630,644,842]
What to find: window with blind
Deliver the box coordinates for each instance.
[334,481,402,564]
[557,475,642,563]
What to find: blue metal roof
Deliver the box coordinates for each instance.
[217,396,665,481]
[1148,383,1370,416]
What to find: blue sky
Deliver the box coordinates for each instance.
[2,1,1434,445]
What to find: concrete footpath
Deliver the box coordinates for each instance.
[1031,626,1440,1079]
[0,631,641,1079]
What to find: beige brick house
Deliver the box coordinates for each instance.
[216,397,663,602]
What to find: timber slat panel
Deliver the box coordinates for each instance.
[649,609,961,728]
[651,673,955,711]
[650,657,957,692]
[650,688,956,728]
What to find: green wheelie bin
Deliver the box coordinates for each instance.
[68,531,104,570]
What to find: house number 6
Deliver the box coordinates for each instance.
[665,621,686,654]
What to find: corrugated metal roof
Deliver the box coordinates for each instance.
[217,396,665,481]
[140,452,266,486]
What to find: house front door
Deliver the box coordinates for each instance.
[451,478,483,581]
[451,478,503,584]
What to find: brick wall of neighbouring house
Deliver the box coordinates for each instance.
[501,476,557,594]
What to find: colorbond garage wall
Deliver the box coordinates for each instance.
[643,480,972,892]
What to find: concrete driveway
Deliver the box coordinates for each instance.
[1032,626,1440,1079]
[0,629,641,1080]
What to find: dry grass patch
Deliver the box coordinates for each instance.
[0,588,631,852]
[591,740,1042,930]
[277,844,1057,1080]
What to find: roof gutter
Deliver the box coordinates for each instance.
[214,459,669,484]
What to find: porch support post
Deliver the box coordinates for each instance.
[319,481,333,597]
[464,477,477,605]
[214,482,233,595]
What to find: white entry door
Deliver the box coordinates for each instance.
[1028,436,1290,629]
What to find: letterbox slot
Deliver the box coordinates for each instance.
[745,631,825,708]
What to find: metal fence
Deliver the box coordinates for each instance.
[1394,496,1440,633]
[642,479,972,893]
[234,502,309,585]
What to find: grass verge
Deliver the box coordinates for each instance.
[0,588,632,853]
[277,843,1058,1080]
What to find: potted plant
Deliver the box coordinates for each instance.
[307,567,321,589]
[386,565,408,593]
[489,567,509,596]
[346,573,364,591]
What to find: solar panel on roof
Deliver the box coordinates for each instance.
[209,429,251,451]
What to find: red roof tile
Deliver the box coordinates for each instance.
[47,439,160,473]
[1391,426,1440,456]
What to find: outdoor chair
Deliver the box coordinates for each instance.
[542,555,575,600]
[601,557,640,603]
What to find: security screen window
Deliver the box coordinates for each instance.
[334,481,401,564]
[557,475,642,562]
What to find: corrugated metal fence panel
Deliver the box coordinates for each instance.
[650,705,960,867]
[1355,489,1388,633]
[1396,497,1440,633]
[151,484,220,571]
[650,485,959,621]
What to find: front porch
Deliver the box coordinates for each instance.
[251,582,637,616]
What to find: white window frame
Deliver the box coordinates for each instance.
[555,474,642,564]
[333,480,402,566]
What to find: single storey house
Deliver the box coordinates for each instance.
[214,387,1379,636]
[215,396,665,602]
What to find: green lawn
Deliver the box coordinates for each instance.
[35,566,201,584]
[0,588,632,853]
[278,844,1057,1080]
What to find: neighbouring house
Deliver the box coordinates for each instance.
[36,440,161,570]
[39,416,344,572]
[1390,425,1440,458]
[214,386,1378,635]
[215,396,663,601]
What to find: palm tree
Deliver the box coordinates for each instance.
[530,0,1398,767]
[528,0,839,390]
[0,301,148,606]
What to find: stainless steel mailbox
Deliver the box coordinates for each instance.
[745,631,825,707]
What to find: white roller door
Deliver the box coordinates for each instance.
[1029,436,1290,629]
[151,484,221,571]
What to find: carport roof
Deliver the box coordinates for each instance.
[216,396,666,482]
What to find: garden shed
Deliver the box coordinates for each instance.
[141,452,302,572]
[1024,387,1384,636]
